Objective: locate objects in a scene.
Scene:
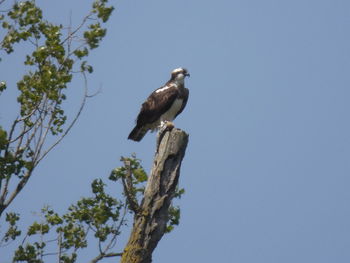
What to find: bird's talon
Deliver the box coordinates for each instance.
[165,121,174,130]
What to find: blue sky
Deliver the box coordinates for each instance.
[1,0,350,262]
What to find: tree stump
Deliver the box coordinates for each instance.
[120,128,189,263]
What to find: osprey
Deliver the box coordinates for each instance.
[128,68,190,141]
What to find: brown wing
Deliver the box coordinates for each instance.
[135,85,179,126]
[175,88,189,118]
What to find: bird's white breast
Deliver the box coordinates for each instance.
[160,98,183,122]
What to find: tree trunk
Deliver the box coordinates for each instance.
[120,128,189,263]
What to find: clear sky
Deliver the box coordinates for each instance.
[1,0,350,262]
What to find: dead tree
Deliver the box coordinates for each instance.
[120,127,189,263]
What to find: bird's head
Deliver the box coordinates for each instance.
[171,68,190,83]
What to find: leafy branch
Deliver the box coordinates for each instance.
[2,179,123,263]
[1,155,185,262]
[0,0,114,217]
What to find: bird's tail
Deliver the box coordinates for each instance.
[128,125,148,141]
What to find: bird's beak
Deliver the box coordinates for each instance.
[185,73,190,77]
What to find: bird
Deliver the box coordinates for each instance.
[128,67,190,141]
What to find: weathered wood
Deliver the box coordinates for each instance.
[120,128,189,263]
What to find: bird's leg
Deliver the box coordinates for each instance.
[160,120,174,130]
[165,121,174,130]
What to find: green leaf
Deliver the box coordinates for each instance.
[0,127,8,150]
[133,168,148,182]
[166,206,181,233]
[73,47,89,59]
[3,212,21,242]
[0,81,6,92]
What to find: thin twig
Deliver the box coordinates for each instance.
[22,112,43,160]
[60,11,94,45]
[101,202,128,254]
[67,10,72,55]
[44,238,58,243]
[10,105,41,144]
[67,39,87,58]
[58,231,62,263]
[98,238,103,254]
[35,71,89,164]
[6,118,19,146]
[31,96,50,163]
[121,158,139,213]
[42,252,59,257]
[2,169,31,211]
[33,101,57,166]
[89,252,123,263]
[1,117,20,192]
